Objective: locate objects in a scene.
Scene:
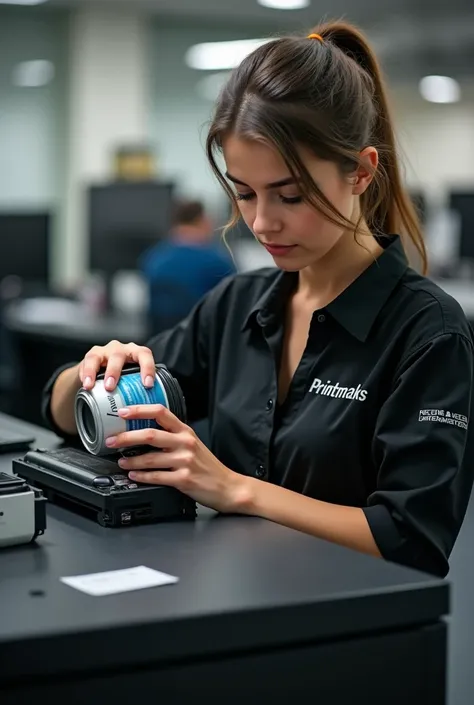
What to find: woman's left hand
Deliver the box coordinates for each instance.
[105,404,248,513]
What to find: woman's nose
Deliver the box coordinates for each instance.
[252,203,283,237]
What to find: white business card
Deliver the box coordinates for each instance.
[60,565,179,596]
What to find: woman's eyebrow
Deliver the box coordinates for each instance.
[225,172,297,189]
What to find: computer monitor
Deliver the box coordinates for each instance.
[0,212,50,285]
[88,181,175,275]
[449,191,474,260]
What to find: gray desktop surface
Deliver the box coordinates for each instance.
[3,301,148,345]
[0,413,448,682]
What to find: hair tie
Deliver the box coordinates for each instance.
[307,33,323,42]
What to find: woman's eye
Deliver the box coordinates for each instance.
[235,192,302,204]
[281,195,303,205]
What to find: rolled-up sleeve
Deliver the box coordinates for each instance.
[364,332,474,577]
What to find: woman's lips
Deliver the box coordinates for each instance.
[262,243,297,257]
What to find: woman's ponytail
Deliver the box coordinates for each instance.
[314,22,427,273]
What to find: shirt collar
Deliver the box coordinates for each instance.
[242,236,409,341]
[241,268,296,332]
[326,235,408,341]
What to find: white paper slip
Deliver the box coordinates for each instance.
[60,565,179,596]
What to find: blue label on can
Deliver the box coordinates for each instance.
[116,373,168,432]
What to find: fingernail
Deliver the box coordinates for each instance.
[145,375,155,388]
[105,436,117,447]
[118,408,130,417]
[105,377,115,389]
[128,472,137,479]
[118,458,127,467]
[84,377,92,388]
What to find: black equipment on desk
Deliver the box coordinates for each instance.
[13,447,196,527]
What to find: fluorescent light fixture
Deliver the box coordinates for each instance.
[258,0,310,8]
[0,0,48,5]
[12,60,55,88]
[419,75,461,104]
[185,38,270,71]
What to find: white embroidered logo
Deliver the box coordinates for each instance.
[419,409,468,430]
[309,378,368,402]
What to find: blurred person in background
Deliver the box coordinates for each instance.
[45,21,474,578]
[139,199,236,332]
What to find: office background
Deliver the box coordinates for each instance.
[0,3,474,702]
[1,1,474,288]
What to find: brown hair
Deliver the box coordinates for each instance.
[206,21,427,273]
[172,199,205,226]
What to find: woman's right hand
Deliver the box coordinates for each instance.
[79,340,157,393]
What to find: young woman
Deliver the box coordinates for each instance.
[44,21,474,577]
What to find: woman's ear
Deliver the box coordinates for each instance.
[350,147,378,195]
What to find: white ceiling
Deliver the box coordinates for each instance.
[34,0,474,78]
[43,0,474,26]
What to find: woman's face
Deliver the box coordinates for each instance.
[222,134,374,271]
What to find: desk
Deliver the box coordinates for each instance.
[3,300,148,346]
[2,302,149,425]
[0,414,448,704]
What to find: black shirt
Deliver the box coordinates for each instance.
[43,236,474,577]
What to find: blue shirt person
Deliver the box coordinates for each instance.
[139,200,236,332]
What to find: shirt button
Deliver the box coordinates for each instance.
[317,314,326,323]
[266,399,274,411]
[256,465,265,478]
